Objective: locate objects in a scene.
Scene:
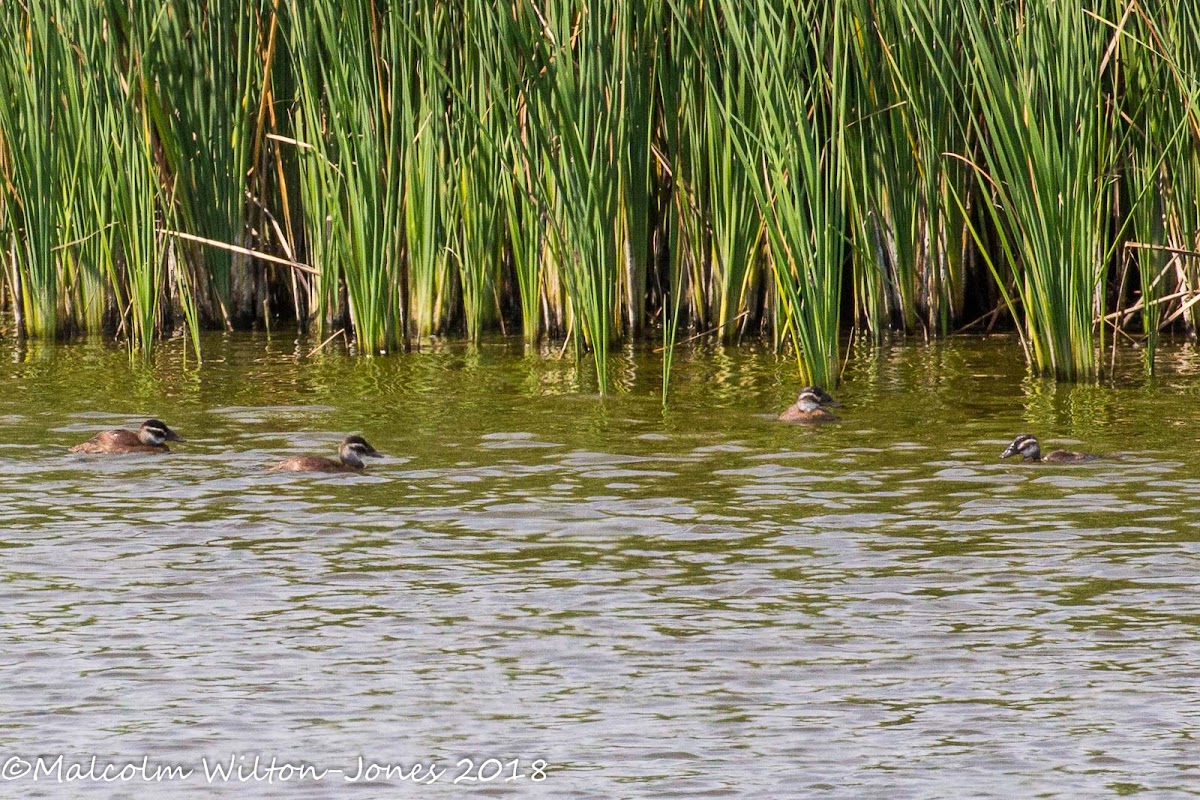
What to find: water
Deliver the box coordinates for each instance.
[3,332,1200,798]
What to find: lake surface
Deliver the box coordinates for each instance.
[2,332,1200,798]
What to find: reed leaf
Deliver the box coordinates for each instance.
[720,0,849,388]
[958,1,1124,380]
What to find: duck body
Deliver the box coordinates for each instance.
[268,455,358,473]
[778,386,840,423]
[68,419,185,454]
[268,435,383,473]
[778,404,838,423]
[1040,449,1099,463]
[1000,434,1097,463]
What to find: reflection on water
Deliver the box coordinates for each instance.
[2,332,1200,797]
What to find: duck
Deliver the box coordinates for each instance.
[1000,433,1097,463]
[267,435,384,473]
[778,386,840,423]
[68,418,186,454]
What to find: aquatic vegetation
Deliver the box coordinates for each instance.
[1,1,1199,387]
[845,0,971,336]
[729,0,850,389]
[150,0,263,323]
[0,6,57,339]
[0,0,199,354]
[1121,3,1200,372]
[289,0,408,354]
[953,1,1127,381]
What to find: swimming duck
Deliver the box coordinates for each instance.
[778,386,840,423]
[68,419,186,454]
[267,435,383,473]
[1000,434,1097,463]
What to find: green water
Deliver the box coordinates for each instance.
[2,332,1200,797]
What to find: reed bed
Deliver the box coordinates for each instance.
[2,1,1200,390]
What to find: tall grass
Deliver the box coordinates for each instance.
[0,3,62,339]
[719,0,849,388]
[662,1,763,342]
[1124,20,1174,372]
[4,2,1200,388]
[657,1,712,399]
[0,0,199,354]
[525,1,626,391]
[1124,3,1200,357]
[400,1,453,344]
[955,1,1124,380]
[446,4,508,342]
[846,0,971,337]
[289,0,408,354]
[151,0,263,323]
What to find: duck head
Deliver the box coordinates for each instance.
[797,386,841,407]
[1000,434,1040,461]
[339,435,384,469]
[795,388,835,413]
[138,419,185,446]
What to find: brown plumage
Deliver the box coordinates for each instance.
[267,435,383,473]
[68,419,185,454]
[778,387,840,423]
[1041,450,1097,463]
[268,455,354,473]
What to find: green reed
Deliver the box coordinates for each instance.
[56,3,109,335]
[401,1,453,343]
[446,5,508,342]
[1128,3,1200,348]
[546,0,628,391]
[846,0,971,337]
[1123,18,1174,372]
[0,0,199,354]
[289,0,407,353]
[0,2,62,338]
[4,1,1200,390]
[720,0,849,388]
[956,1,1124,380]
[150,0,263,323]
[499,138,545,342]
[656,1,705,399]
[483,0,629,390]
[616,0,658,338]
[664,0,763,341]
[109,1,196,357]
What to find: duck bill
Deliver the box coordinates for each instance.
[367,450,384,458]
[999,445,1017,458]
[166,429,186,442]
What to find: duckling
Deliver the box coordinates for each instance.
[267,435,383,473]
[778,386,840,423]
[68,419,186,454]
[1000,433,1097,463]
